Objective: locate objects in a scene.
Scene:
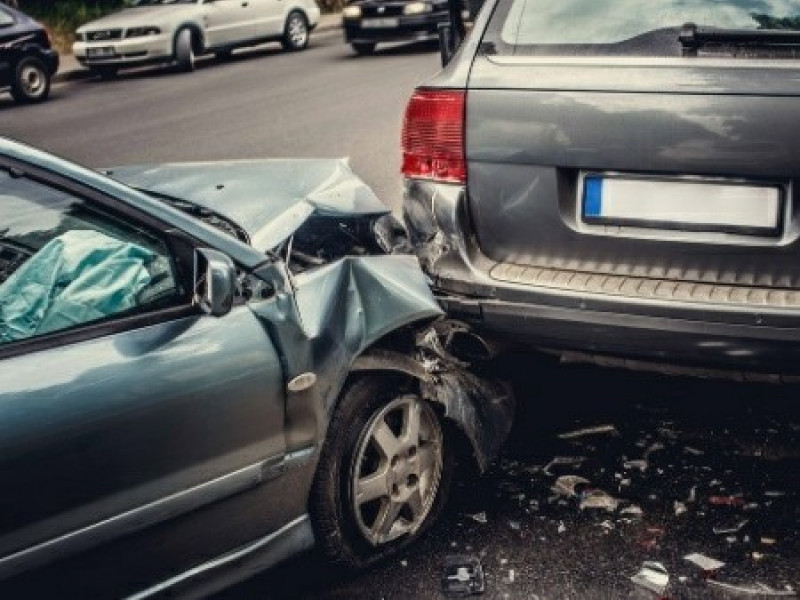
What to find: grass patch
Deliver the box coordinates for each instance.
[20,1,126,53]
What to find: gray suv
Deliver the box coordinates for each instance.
[402,0,800,378]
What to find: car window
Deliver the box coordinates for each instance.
[0,169,182,344]
[0,8,14,27]
[483,0,800,57]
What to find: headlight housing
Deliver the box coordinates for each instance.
[403,2,432,14]
[343,5,362,18]
[126,26,161,38]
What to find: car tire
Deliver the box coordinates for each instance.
[174,28,196,72]
[310,374,453,570]
[352,42,376,55]
[10,56,50,103]
[94,66,118,81]
[281,10,309,51]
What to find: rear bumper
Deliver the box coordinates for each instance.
[403,179,800,375]
[343,12,446,43]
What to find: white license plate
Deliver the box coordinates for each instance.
[582,176,781,233]
[87,47,115,58]
[362,17,399,28]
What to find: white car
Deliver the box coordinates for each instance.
[73,0,320,78]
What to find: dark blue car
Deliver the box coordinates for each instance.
[0,4,59,103]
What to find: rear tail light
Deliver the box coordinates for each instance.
[401,89,466,184]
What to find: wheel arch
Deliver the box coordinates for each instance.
[349,321,515,473]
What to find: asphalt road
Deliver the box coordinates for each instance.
[0,28,441,211]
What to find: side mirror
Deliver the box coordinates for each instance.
[193,248,236,317]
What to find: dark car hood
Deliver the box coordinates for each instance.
[108,159,390,252]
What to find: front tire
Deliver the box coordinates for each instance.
[174,28,196,72]
[10,56,50,103]
[310,375,453,569]
[282,11,309,51]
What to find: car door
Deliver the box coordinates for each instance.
[0,7,17,87]
[248,0,285,39]
[0,162,287,581]
[202,0,254,46]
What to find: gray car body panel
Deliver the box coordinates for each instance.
[403,0,800,375]
[1,137,496,594]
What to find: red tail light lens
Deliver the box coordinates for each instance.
[402,89,466,184]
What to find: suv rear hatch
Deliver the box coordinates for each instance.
[466,0,800,312]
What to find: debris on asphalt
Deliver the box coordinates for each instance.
[468,512,488,524]
[630,561,670,595]
[557,424,618,440]
[578,489,619,513]
[441,555,486,597]
[707,580,797,597]
[543,456,586,476]
[713,520,749,535]
[552,475,590,497]
[684,553,725,572]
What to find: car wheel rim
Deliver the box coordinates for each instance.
[351,394,443,546]
[288,16,307,47]
[21,65,45,97]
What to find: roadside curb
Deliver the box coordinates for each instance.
[55,14,342,84]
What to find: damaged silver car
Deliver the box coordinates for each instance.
[0,138,513,597]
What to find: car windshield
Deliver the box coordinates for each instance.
[488,0,800,56]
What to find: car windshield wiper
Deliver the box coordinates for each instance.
[679,22,800,52]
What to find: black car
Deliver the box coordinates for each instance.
[342,0,452,55]
[0,4,59,104]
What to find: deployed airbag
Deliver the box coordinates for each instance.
[0,230,154,343]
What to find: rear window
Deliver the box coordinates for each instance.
[483,0,800,57]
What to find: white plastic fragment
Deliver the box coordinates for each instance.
[543,456,586,476]
[552,475,590,497]
[557,424,618,440]
[557,521,566,534]
[630,561,670,595]
[623,459,648,472]
[674,501,688,516]
[469,512,488,524]
[684,552,725,571]
[579,489,619,513]
[713,520,749,535]
[707,581,797,597]
[621,505,644,517]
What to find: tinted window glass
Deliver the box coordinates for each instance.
[0,170,182,344]
[0,8,14,27]
[485,0,800,56]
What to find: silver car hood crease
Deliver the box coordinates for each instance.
[108,159,390,252]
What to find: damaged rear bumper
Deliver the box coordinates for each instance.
[404,179,800,377]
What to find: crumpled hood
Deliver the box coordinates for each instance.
[76,5,198,32]
[108,159,391,252]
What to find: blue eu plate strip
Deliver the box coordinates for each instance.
[584,177,603,217]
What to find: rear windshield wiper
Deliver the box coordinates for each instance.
[680,22,800,52]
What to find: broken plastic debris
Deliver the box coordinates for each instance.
[624,459,648,472]
[557,521,566,534]
[509,520,521,531]
[401,560,408,567]
[579,489,619,513]
[709,495,745,507]
[630,561,670,595]
[557,424,618,440]
[684,552,725,571]
[543,456,586,476]
[707,581,796,597]
[505,569,516,584]
[621,505,644,517]
[552,475,590,497]
[713,519,749,535]
[674,501,688,516]
[441,555,486,597]
[468,512,488,524]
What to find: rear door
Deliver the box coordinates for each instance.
[0,163,287,580]
[203,0,254,46]
[468,0,800,307]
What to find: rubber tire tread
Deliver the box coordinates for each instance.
[309,374,454,570]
